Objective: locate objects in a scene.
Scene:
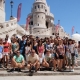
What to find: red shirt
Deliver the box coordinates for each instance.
[3,42,10,52]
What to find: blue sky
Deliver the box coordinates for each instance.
[5,0,80,35]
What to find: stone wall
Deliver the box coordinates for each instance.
[0,7,5,23]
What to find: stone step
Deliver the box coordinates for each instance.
[77,60,80,66]
[0,70,80,76]
[0,66,80,71]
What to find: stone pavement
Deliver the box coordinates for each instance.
[0,76,80,80]
[0,67,80,76]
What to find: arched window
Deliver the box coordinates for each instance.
[38,5,40,8]
[38,15,39,18]
[46,21,48,28]
[38,24,39,26]
[52,33,54,35]
[30,21,33,25]
[35,6,36,9]
[45,9,47,12]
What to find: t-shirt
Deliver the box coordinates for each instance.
[13,55,24,63]
[19,40,26,54]
[69,44,75,53]
[27,54,39,64]
[7,38,11,43]
[46,44,53,50]
[0,45,3,53]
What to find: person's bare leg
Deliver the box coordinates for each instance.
[42,61,49,68]
[6,55,9,68]
[27,64,31,71]
[53,59,56,71]
[2,56,5,68]
[35,62,40,71]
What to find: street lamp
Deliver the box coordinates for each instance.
[10,0,14,18]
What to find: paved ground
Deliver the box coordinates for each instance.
[0,76,80,80]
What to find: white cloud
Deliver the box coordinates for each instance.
[72,33,80,41]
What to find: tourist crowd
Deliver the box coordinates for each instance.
[0,34,80,72]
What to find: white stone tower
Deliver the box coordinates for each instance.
[0,0,5,23]
[32,0,47,33]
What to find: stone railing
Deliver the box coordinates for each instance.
[0,17,17,38]
[0,17,29,38]
[0,17,17,29]
[33,27,52,35]
[46,13,54,18]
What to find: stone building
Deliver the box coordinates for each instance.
[25,0,70,38]
[0,0,70,38]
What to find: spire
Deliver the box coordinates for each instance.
[34,0,46,3]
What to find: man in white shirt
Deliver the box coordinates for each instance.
[27,49,40,72]
[5,34,11,43]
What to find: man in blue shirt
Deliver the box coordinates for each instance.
[8,50,25,72]
[19,35,26,58]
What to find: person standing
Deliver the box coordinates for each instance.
[3,38,10,68]
[19,36,26,58]
[0,38,3,67]
[68,40,75,72]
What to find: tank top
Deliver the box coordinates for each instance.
[3,42,9,52]
[25,46,30,51]
[57,45,64,55]
[38,45,44,53]
[12,43,17,52]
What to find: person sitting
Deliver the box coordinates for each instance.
[43,50,52,70]
[27,49,40,72]
[8,50,25,72]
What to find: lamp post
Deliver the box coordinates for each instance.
[10,0,14,18]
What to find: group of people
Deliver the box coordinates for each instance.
[0,34,80,72]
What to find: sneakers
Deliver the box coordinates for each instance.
[18,68,22,72]
[29,66,36,73]
[7,68,15,72]
[71,69,74,72]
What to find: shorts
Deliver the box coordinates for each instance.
[59,55,64,59]
[39,53,44,64]
[68,58,71,66]
[0,53,2,59]
[3,52,9,56]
